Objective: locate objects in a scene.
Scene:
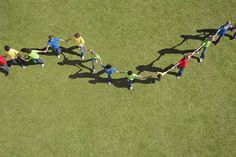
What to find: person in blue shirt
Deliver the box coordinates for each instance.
[45,35,66,58]
[214,21,233,45]
[101,64,119,85]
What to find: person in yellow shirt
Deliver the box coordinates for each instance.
[4,45,26,69]
[66,33,86,60]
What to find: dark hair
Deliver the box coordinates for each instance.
[105,64,112,69]
[157,74,162,80]
[4,45,10,51]
[26,48,32,53]
[74,33,80,38]
[48,35,54,39]
[127,71,133,75]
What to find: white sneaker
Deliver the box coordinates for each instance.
[92,69,96,73]
[95,59,98,63]
[199,58,203,63]
[129,86,133,90]
[41,64,45,67]
[22,66,26,69]
[108,82,111,85]
[57,55,60,58]
[82,56,84,60]
[177,76,181,79]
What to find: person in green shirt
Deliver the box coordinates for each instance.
[199,35,214,63]
[123,70,143,90]
[24,48,45,67]
[89,49,102,73]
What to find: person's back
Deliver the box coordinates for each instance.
[6,48,19,60]
[29,50,40,60]
[48,37,60,49]
[0,55,7,65]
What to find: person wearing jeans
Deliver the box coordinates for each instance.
[214,21,233,45]
[45,35,66,58]
[25,48,45,67]
[124,71,142,90]
[176,54,192,78]
[0,54,10,76]
[199,35,214,63]
[101,64,119,85]
[66,33,86,60]
[4,45,26,69]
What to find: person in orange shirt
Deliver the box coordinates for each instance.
[4,45,26,69]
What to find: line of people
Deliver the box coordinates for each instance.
[0,21,235,90]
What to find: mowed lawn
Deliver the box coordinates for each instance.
[0,0,236,156]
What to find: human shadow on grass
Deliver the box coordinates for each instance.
[196,28,232,39]
[136,48,194,74]
[60,46,81,57]
[58,57,93,72]
[172,34,209,48]
[69,69,154,89]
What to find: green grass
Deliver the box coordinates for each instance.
[0,0,236,156]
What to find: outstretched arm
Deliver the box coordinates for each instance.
[45,45,50,52]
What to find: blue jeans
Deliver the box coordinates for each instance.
[91,59,96,70]
[8,57,25,67]
[32,58,44,64]
[128,79,133,87]
[200,47,208,59]
[177,67,185,77]
[107,75,112,83]
[80,46,85,57]
[1,64,10,75]
[52,47,62,55]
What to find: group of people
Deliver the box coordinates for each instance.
[0,21,235,90]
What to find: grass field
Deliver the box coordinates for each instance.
[0,0,236,156]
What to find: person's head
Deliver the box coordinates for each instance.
[157,73,162,80]
[26,48,32,53]
[184,54,189,59]
[4,45,10,51]
[226,21,231,25]
[105,64,112,69]
[127,71,133,75]
[89,49,95,55]
[74,33,81,38]
[48,35,54,40]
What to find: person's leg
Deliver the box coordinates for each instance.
[92,59,95,72]
[233,32,236,39]
[107,75,112,84]
[36,58,44,64]
[3,64,10,76]
[199,47,207,63]
[177,67,185,78]
[16,57,26,68]
[53,47,62,58]
[80,46,85,59]
[11,59,18,65]
[214,34,223,45]
[128,79,133,89]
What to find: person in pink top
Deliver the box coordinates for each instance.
[0,54,10,76]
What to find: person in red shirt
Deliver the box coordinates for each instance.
[176,54,192,78]
[0,55,10,76]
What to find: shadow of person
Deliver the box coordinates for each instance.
[58,58,93,72]
[158,48,195,56]
[136,54,163,75]
[61,46,81,57]
[172,34,209,48]
[196,28,233,40]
